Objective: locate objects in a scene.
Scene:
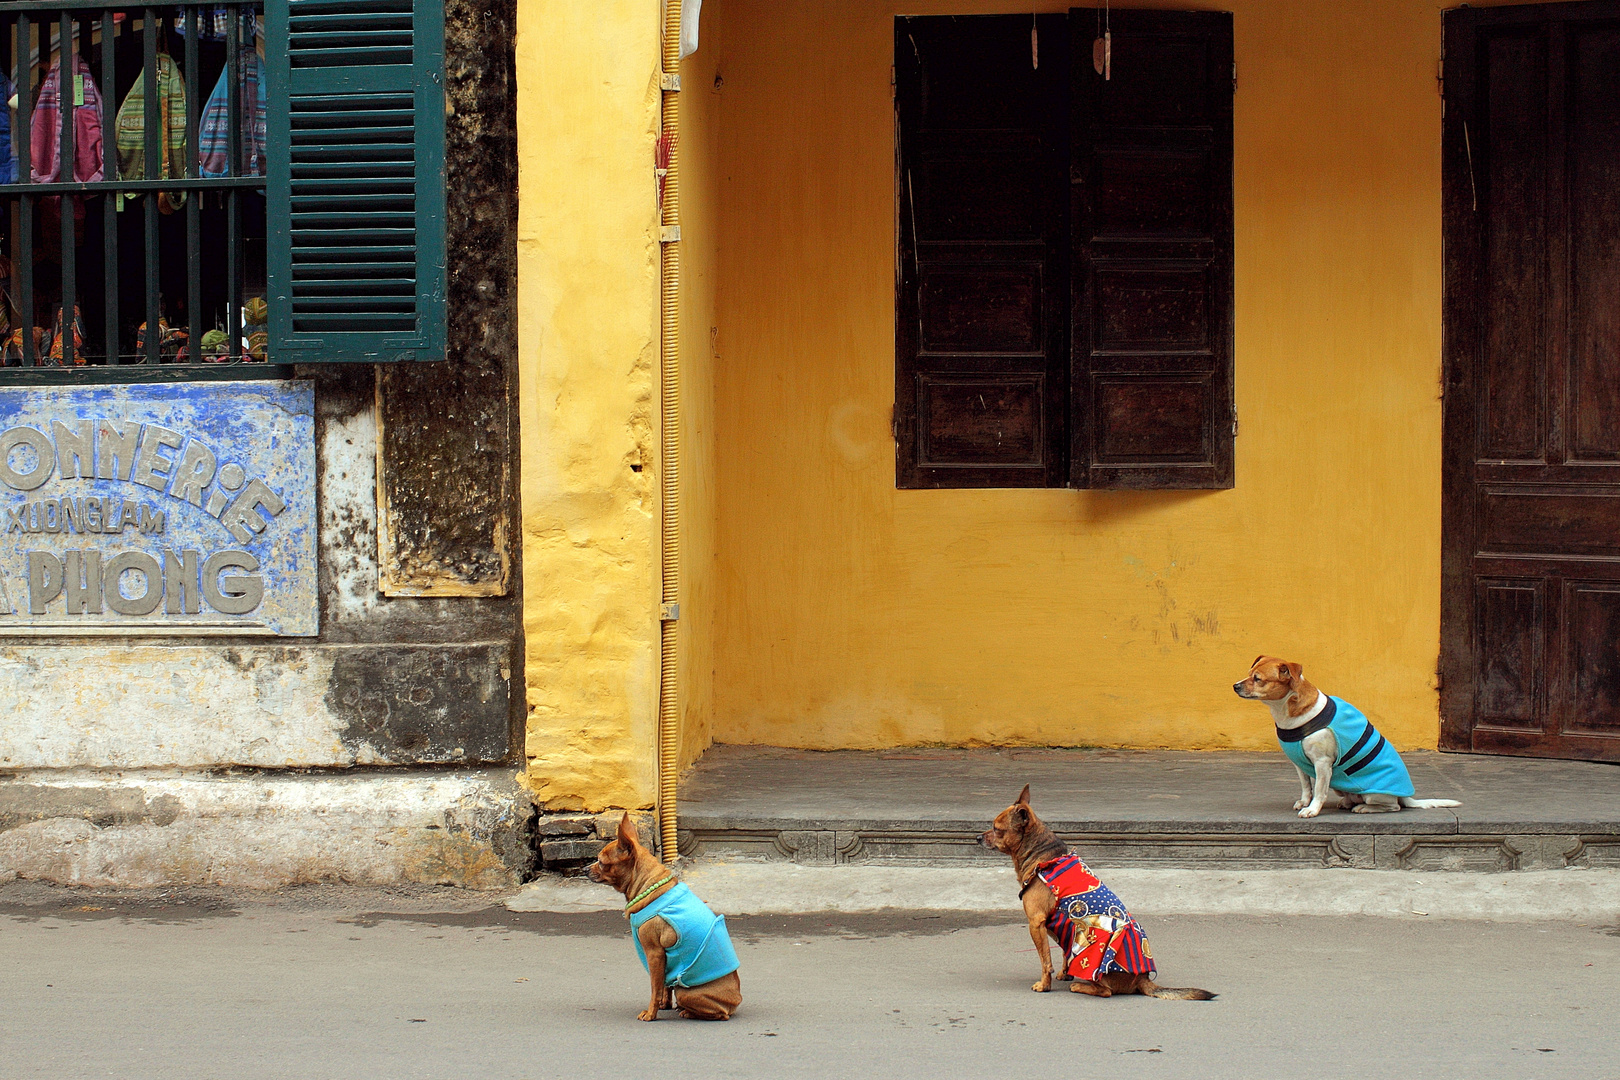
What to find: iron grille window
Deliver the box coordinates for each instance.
[0,0,444,383]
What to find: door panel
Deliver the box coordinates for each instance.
[1475,578,1544,728]
[1442,2,1620,761]
[1480,29,1548,462]
[1567,582,1620,732]
[1567,24,1620,459]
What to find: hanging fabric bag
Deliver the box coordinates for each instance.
[198,48,266,178]
[30,52,105,185]
[0,68,16,184]
[115,52,188,212]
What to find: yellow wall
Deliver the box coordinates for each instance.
[676,2,724,771]
[516,0,662,809]
[705,0,1454,753]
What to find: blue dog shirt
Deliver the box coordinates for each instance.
[1276,696,1414,797]
[628,882,740,988]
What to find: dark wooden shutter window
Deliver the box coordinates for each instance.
[1070,10,1234,489]
[895,14,1071,488]
[266,0,446,362]
[895,9,1234,490]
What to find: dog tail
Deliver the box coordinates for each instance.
[1146,983,1217,1001]
[1399,797,1461,809]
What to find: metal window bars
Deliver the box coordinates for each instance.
[0,2,269,382]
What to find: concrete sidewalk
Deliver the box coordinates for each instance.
[506,863,1620,923]
[677,745,1620,871]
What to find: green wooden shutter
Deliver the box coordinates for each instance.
[265,0,446,362]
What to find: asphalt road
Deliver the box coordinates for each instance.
[2,883,1616,1080]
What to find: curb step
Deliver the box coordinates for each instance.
[677,820,1620,873]
[508,862,1620,923]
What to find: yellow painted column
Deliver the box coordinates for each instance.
[516,0,662,810]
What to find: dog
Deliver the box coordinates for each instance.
[586,813,743,1021]
[980,786,1214,1000]
[1234,655,1462,818]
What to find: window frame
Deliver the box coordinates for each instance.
[894,9,1236,491]
[0,2,274,383]
[0,0,447,384]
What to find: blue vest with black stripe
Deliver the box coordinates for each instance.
[1276,696,1413,797]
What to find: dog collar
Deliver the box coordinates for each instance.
[1018,852,1070,898]
[1276,696,1336,743]
[624,876,675,917]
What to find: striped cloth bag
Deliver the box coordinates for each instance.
[198,48,266,178]
[115,52,188,211]
[30,53,105,184]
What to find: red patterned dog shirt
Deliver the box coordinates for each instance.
[1029,852,1155,980]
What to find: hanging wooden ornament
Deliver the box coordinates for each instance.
[1093,1,1111,80]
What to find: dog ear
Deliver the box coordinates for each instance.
[1285,663,1303,686]
[1016,784,1031,806]
[1252,654,1264,668]
[1010,805,1029,829]
[616,811,638,847]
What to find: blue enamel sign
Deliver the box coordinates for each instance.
[0,381,317,636]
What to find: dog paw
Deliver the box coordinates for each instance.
[1032,979,1051,993]
[1293,798,1310,810]
[1297,805,1321,818]
[637,1009,660,1022]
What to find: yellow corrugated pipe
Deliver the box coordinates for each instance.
[657,0,682,865]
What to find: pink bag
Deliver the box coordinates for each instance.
[31,54,104,185]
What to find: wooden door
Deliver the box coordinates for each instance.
[1441,2,1620,761]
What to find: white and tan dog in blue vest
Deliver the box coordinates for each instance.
[1234,656,1461,818]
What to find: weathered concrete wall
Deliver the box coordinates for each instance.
[0,375,519,773]
[0,1,526,889]
[516,0,662,812]
[315,373,519,648]
[0,770,533,889]
[0,644,510,769]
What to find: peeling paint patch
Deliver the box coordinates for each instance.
[319,407,381,623]
[0,643,511,769]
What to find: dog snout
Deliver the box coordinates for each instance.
[978,830,997,850]
[1233,681,1246,695]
